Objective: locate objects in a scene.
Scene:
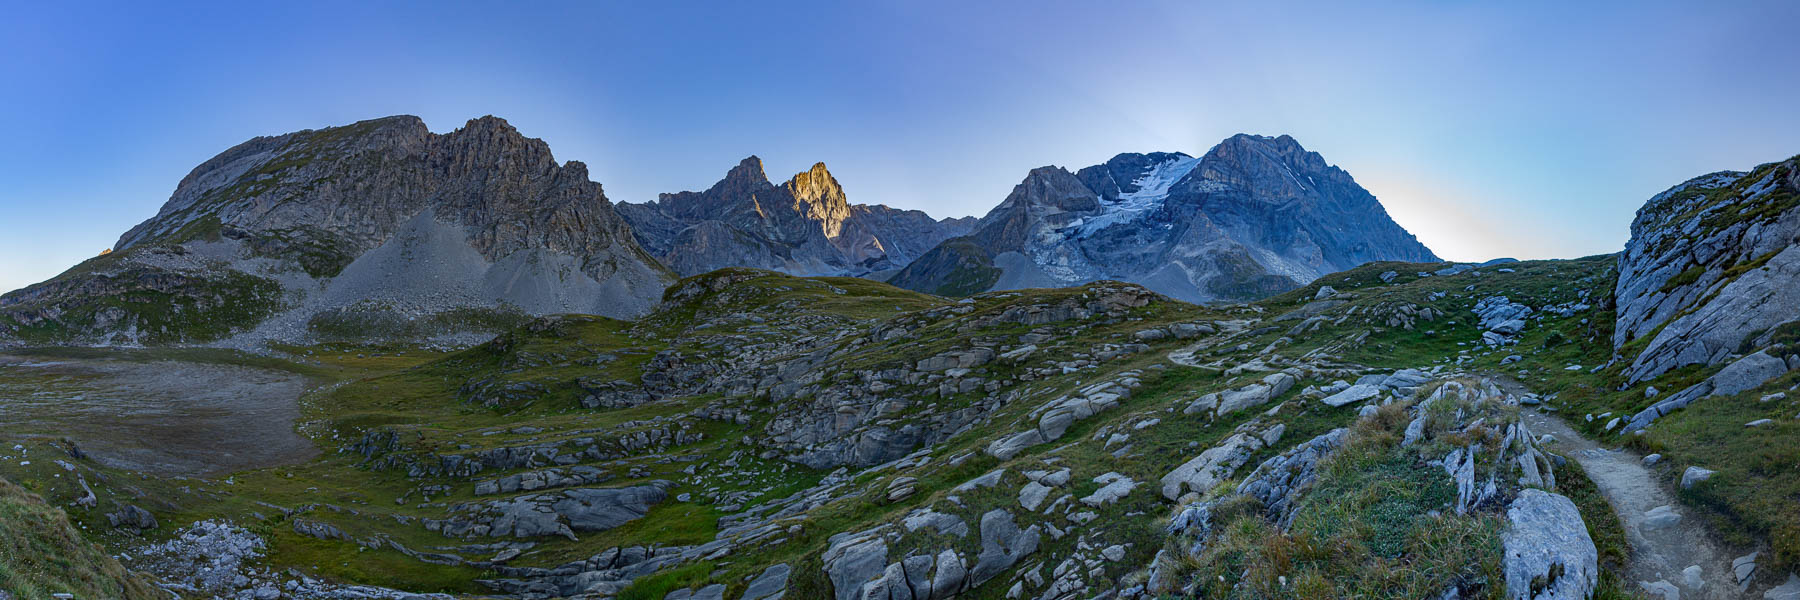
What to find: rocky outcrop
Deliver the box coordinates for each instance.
[617,158,973,278]
[1159,421,1286,501]
[1613,156,1800,383]
[891,135,1437,302]
[0,115,672,346]
[429,482,672,540]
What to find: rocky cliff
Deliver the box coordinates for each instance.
[0,115,672,346]
[617,158,975,278]
[1612,155,1800,383]
[889,134,1438,302]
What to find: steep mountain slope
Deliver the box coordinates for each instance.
[0,116,672,346]
[889,134,1438,302]
[617,158,975,278]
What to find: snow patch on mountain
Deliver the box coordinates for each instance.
[1075,156,1200,236]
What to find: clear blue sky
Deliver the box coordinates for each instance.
[4,1,1797,294]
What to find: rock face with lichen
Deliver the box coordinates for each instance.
[0,115,672,346]
[617,158,974,278]
[888,134,1438,302]
[1612,156,1800,383]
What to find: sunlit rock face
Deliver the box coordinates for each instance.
[617,157,975,278]
[889,134,1439,302]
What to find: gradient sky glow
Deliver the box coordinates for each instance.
[4,1,1798,294]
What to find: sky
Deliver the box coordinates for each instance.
[3,1,1798,294]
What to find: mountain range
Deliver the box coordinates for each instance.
[3,115,1799,600]
[888,135,1438,302]
[0,116,1435,347]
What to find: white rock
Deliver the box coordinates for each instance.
[1681,466,1715,490]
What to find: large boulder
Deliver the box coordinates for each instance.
[1502,490,1597,600]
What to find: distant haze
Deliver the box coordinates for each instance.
[3,1,1798,294]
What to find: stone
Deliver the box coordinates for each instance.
[1018,482,1052,511]
[1763,392,1787,403]
[1321,383,1381,407]
[1502,490,1597,600]
[1402,415,1428,447]
[824,530,889,600]
[1681,466,1715,490]
[1766,573,1800,600]
[1682,565,1704,591]
[929,549,967,598]
[107,504,158,531]
[291,518,349,541]
[1642,505,1682,530]
[954,469,1006,492]
[1732,552,1758,586]
[1711,352,1790,397]
[1639,579,1679,600]
[1101,545,1126,562]
[1133,328,1169,342]
[903,509,969,538]
[1642,454,1663,467]
[1080,473,1136,506]
[969,509,1040,587]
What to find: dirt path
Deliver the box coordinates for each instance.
[0,354,319,477]
[1521,409,1751,599]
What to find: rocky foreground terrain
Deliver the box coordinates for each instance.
[0,138,1797,600]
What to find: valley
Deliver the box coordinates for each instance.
[0,117,1794,600]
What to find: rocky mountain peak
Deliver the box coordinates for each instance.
[723,156,774,188]
[783,162,850,238]
[999,167,1099,214]
[1197,133,1344,201]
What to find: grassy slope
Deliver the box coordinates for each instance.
[0,477,161,600]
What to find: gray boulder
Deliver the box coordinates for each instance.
[1502,489,1597,600]
[1681,466,1716,490]
[1321,383,1381,407]
[969,509,1040,587]
[742,563,791,600]
[107,504,158,531]
[823,529,890,600]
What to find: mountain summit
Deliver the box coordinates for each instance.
[616,158,974,277]
[889,134,1438,301]
[0,115,671,345]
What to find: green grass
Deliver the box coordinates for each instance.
[1175,403,1506,599]
[616,560,717,600]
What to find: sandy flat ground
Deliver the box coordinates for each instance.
[0,353,319,477]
